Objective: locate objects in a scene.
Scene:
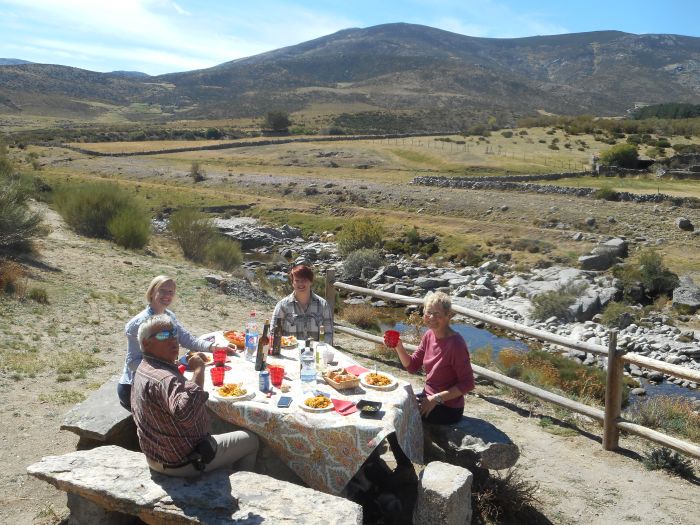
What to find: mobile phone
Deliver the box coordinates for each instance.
[277,396,292,408]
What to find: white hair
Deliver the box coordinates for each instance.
[423,291,452,314]
[137,314,173,350]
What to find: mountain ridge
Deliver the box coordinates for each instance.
[1,23,699,130]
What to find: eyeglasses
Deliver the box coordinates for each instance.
[149,329,177,341]
[424,310,445,318]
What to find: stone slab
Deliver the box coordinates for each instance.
[27,445,362,525]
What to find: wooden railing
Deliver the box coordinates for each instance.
[324,270,700,460]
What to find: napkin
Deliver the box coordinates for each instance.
[344,365,369,376]
[331,399,357,416]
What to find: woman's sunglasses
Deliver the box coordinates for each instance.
[149,329,177,341]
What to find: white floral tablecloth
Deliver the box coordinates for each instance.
[195,332,423,494]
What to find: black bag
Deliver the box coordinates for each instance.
[190,435,217,471]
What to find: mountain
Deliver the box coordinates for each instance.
[108,70,151,79]
[1,23,699,131]
[0,58,33,66]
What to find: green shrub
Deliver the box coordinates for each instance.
[600,302,636,328]
[642,448,695,479]
[168,208,215,263]
[337,217,383,256]
[594,185,620,201]
[613,249,678,302]
[54,181,149,248]
[599,143,639,168]
[206,237,242,271]
[28,286,49,304]
[626,395,700,442]
[501,131,514,138]
[107,208,150,249]
[342,248,383,280]
[531,283,587,321]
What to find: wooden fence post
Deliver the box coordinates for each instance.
[603,329,623,450]
[325,269,336,314]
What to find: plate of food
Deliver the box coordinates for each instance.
[300,395,334,412]
[280,335,298,348]
[223,330,246,348]
[359,371,398,391]
[356,399,383,418]
[179,352,214,368]
[211,383,255,402]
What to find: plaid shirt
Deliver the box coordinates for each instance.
[131,355,209,465]
[271,292,333,344]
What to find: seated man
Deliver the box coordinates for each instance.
[131,314,258,477]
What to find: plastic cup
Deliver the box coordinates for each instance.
[213,348,227,366]
[269,365,285,388]
[210,365,225,386]
[383,330,400,348]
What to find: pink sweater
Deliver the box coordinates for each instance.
[407,330,475,409]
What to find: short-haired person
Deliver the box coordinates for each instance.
[271,265,333,344]
[391,291,475,424]
[131,314,258,477]
[118,275,235,411]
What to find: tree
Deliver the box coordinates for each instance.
[599,143,639,168]
[264,111,291,132]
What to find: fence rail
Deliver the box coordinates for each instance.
[326,271,700,460]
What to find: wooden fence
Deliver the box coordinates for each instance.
[324,270,700,460]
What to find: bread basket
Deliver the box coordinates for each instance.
[322,368,360,390]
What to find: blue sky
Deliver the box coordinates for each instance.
[0,0,697,75]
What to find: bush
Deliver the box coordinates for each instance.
[342,248,383,280]
[189,162,206,182]
[613,249,678,302]
[206,238,242,271]
[341,303,378,329]
[626,395,700,442]
[594,185,620,201]
[337,217,383,256]
[168,208,215,263]
[264,111,291,132]
[0,179,45,254]
[473,468,541,523]
[600,302,636,328]
[599,143,639,168]
[500,131,513,138]
[0,259,24,294]
[531,283,587,321]
[54,182,148,244]
[107,209,150,249]
[28,286,49,304]
[642,448,695,479]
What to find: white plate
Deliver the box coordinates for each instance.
[280,336,298,349]
[211,387,255,402]
[300,398,334,412]
[359,371,398,391]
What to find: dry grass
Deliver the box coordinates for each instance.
[340,303,379,329]
[625,396,700,443]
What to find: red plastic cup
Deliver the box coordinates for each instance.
[213,348,227,366]
[268,365,285,388]
[383,330,400,348]
[210,365,225,386]
[178,364,186,375]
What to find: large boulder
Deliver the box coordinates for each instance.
[413,462,473,525]
[423,416,519,471]
[672,275,700,313]
[578,252,616,271]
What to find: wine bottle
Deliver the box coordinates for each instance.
[270,323,282,356]
[254,319,270,371]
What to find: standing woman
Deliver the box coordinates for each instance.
[391,291,474,424]
[271,265,333,344]
[117,275,233,411]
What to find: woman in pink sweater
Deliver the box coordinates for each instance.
[393,291,475,424]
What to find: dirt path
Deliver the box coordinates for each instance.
[1,205,699,524]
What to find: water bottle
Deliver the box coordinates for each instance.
[244,311,258,363]
[300,346,316,393]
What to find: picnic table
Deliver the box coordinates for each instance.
[188,332,424,495]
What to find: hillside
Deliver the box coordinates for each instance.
[1,23,699,128]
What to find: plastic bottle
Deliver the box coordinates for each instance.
[300,345,316,393]
[244,311,258,363]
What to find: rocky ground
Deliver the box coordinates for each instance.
[2,203,700,525]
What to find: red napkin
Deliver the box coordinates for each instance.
[344,365,369,377]
[331,399,357,416]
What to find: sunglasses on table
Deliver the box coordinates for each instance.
[149,329,178,341]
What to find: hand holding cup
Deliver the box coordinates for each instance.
[383,330,400,348]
